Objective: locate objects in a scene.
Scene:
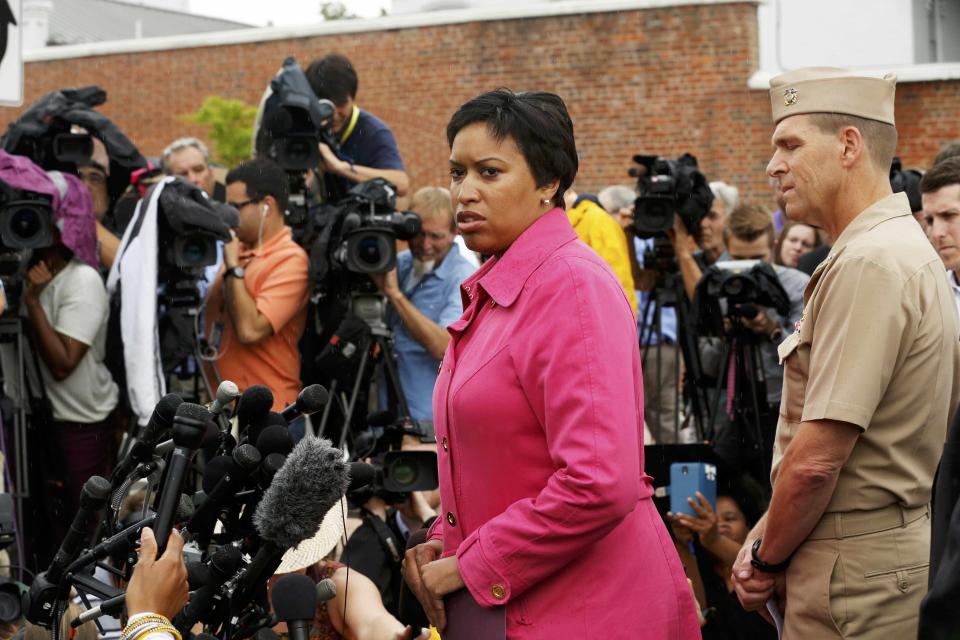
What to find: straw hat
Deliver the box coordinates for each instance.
[275,496,347,574]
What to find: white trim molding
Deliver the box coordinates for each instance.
[749,63,960,89]
[24,0,760,62]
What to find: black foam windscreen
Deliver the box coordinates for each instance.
[151,393,185,439]
[272,573,319,622]
[237,385,274,431]
[347,462,375,492]
[233,443,262,472]
[296,385,329,413]
[249,412,288,447]
[254,438,348,549]
[202,455,238,494]
[259,453,286,489]
[255,425,294,457]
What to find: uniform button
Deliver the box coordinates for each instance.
[442,437,448,451]
[489,300,496,308]
[446,512,456,526]
[491,584,506,600]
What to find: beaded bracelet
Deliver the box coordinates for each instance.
[126,623,181,640]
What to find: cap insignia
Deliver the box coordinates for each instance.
[783,88,799,106]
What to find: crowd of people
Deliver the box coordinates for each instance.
[0,54,958,640]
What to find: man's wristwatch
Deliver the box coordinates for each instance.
[750,537,791,573]
[225,266,245,280]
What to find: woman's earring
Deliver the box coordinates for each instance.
[542,199,551,206]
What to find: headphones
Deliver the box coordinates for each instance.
[261,204,269,218]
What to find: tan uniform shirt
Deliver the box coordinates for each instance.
[771,192,960,512]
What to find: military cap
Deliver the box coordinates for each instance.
[769,67,897,126]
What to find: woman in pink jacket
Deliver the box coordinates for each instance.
[402,89,700,639]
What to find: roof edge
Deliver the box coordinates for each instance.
[26,0,759,62]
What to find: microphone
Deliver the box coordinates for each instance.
[186,444,261,548]
[211,380,240,417]
[153,403,210,554]
[174,544,243,631]
[71,592,125,628]
[272,574,317,640]
[26,476,111,626]
[237,385,274,433]
[316,578,337,602]
[347,462,375,492]
[279,385,329,423]
[112,393,182,488]
[248,412,288,448]
[255,425,294,457]
[231,438,349,612]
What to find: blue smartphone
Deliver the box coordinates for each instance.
[669,462,717,516]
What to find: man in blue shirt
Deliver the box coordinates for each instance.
[371,187,476,424]
[306,53,410,197]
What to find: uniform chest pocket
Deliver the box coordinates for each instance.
[778,331,809,423]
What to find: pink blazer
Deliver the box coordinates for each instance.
[427,209,701,638]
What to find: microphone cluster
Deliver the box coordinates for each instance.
[24,381,370,640]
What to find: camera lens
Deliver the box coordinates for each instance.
[9,207,42,243]
[0,583,22,623]
[389,456,419,489]
[180,238,207,266]
[357,236,383,265]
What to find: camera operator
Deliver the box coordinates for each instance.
[203,157,309,411]
[305,54,410,197]
[672,181,739,301]
[161,137,225,202]
[162,137,227,299]
[700,205,808,485]
[0,152,119,565]
[371,186,476,423]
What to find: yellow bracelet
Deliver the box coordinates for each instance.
[123,614,173,631]
[121,618,177,640]
[129,623,182,640]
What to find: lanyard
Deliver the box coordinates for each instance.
[339,105,360,145]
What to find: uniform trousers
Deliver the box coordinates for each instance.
[783,505,930,639]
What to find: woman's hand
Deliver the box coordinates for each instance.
[670,492,720,548]
[24,261,53,301]
[419,557,465,632]
[125,527,189,620]
[666,511,693,545]
[402,540,446,630]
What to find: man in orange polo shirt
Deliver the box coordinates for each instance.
[204,158,309,410]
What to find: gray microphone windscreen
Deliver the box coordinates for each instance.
[316,578,337,602]
[253,437,348,550]
[296,385,329,414]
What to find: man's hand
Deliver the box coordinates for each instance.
[731,538,777,612]
[669,492,719,547]
[668,215,694,258]
[402,540,446,630]
[24,261,53,301]
[126,527,189,620]
[742,306,777,335]
[319,143,350,177]
[371,268,401,300]
[223,233,241,269]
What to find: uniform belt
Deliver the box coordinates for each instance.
[808,503,929,540]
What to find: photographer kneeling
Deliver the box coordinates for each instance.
[697,205,808,487]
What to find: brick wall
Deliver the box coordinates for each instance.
[2,3,958,208]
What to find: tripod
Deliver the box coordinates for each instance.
[315,291,416,450]
[0,317,32,558]
[638,272,708,444]
[705,321,773,482]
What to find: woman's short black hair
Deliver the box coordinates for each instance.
[446,89,578,208]
[226,157,289,212]
[306,53,359,106]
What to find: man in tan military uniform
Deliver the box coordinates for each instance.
[731,67,960,639]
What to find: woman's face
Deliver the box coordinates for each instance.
[449,122,557,256]
[779,223,817,268]
[715,496,749,544]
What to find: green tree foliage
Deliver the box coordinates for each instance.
[181,96,258,168]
